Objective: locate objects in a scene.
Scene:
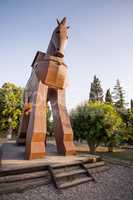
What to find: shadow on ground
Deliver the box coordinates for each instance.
[1,141,58,161]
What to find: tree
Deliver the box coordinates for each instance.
[119,109,133,145]
[131,99,133,111]
[0,82,23,137]
[105,89,112,103]
[70,102,122,153]
[127,111,133,144]
[112,79,125,108]
[46,104,54,137]
[89,75,104,102]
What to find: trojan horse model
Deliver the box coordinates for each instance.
[17,17,76,159]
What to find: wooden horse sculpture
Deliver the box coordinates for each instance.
[17,17,76,159]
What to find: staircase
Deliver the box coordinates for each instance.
[0,157,108,193]
[48,161,97,189]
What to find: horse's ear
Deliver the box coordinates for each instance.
[56,19,60,25]
[61,17,67,25]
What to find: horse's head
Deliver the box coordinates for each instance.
[50,17,69,58]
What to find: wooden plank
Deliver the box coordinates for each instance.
[0,165,48,177]
[59,177,92,189]
[48,165,59,189]
[80,163,96,182]
[55,169,86,178]
[0,172,49,184]
[0,177,49,194]
[85,161,105,169]
[52,157,102,169]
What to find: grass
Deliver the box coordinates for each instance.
[75,142,133,162]
[101,149,133,162]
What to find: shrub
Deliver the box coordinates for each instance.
[70,102,122,153]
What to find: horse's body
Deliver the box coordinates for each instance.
[17,17,76,159]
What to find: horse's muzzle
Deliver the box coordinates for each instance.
[54,51,64,58]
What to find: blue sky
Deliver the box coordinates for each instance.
[0,0,133,109]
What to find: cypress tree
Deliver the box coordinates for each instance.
[89,75,104,102]
[112,79,125,108]
[105,89,112,103]
[131,99,133,111]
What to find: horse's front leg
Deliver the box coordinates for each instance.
[49,89,76,155]
[25,82,48,160]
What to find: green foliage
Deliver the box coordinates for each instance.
[131,99,133,111]
[127,111,133,144]
[105,89,112,103]
[112,79,125,108]
[0,82,54,138]
[118,108,133,144]
[70,102,122,152]
[0,82,23,137]
[89,75,104,102]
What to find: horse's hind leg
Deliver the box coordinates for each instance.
[17,90,32,145]
[25,82,48,159]
[49,89,76,155]
[16,110,29,145]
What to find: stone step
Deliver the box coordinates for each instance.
[55,168,86,178]
[59,177,92,189]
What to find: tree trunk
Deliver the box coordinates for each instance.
[7,126,13,139]
[108,146,113,152]
[87,141,97,154]
[87,138,99,154]
[89,146,96,154]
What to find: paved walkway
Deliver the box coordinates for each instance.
[0,141,98,170]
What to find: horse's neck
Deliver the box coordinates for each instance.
[46,38,55,56]
[46,34,65,62]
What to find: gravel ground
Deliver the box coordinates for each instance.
[1,164,133,200]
